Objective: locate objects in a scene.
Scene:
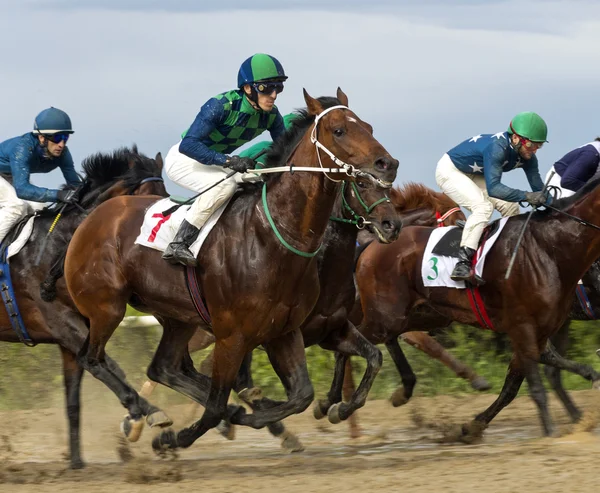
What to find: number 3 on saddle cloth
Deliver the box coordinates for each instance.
[421,217,509,331]
[0,216,37,346]
[134,197,232,326]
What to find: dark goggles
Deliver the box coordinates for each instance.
[252,81,284,95]
[45,133,70,144]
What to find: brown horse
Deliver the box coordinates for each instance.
[0,147,166,468]
[350,178,600,438]
[64,89,400,451]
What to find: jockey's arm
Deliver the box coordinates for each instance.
[179,98,229,165]
[483,142,527,203]
[557,146,600,192]
[58,148,82,186]
[10,140,60,202]
[522,156,545,193]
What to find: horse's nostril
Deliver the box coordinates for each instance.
[382,221,393,231]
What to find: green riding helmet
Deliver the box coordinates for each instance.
[507,111,548,142]
[237,53,288,87]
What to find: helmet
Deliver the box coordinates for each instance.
[237,53,287,88]
[33,107,74,135]
[507,112,547,142]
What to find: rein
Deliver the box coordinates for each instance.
[330,182,390,229]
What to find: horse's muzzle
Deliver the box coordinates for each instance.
[369,217,402,244]
[373,155,399,184]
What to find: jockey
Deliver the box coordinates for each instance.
[435,111,549,285]
[545,138,600,198]
[162,53,287,266]
[0,107,80,246]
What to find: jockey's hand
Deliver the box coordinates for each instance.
[224,156,257,173]
[56,189,78,204]
[524,191,549,207]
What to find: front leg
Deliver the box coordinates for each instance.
[232,328,314,429]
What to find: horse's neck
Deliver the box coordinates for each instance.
[265,144,340,252]
[538,195,600,281]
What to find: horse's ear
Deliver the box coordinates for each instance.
[303,88,323,115]
[336,87,349,107]
[155,152,163,171]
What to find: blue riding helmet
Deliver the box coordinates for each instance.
[33,107,74,135]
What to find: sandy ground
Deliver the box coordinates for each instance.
[1,389,600,493]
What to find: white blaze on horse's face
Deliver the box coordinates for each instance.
[346,116,357,124]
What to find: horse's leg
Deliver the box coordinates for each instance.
[540,337,600,384]
[233,352,305,452]
[77,303,171,442]
[313,352,348,420]
[317,322,382,424]
[385,338,417,407]
[153,335,248,451]
[459,358,525,442]
[59,346,84,469]
[521,355,554,436]
[342,358,362,438]
[543,322,583,422]
[401,332,491,391]
[232,328,314,429]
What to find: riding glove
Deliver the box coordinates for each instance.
[224,156,257,173]
[524,191,550,207]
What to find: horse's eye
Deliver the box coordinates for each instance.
[334,128,345,137]
[357,181,368,189]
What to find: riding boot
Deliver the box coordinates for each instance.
[450,246,485,285]
[162,219,201,267]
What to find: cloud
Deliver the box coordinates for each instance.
[2,3,600,196]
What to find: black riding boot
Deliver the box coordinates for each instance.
[162,219,200,267]
[450,246,485,285]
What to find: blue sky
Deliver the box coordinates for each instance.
[2,0,599,198]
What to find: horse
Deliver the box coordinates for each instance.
[63,89,400,452]
[0,146,166,468]
[348,178,600,438]
[133,170,403,450]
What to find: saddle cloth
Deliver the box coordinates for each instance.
[4,217,35,260]
[134,198,230,256]
[422,217,508,289]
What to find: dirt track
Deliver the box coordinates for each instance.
[1,389,599,493]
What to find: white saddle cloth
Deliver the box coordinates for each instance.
[134,198,229,256]
[422,217,508,289]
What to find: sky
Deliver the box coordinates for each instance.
[1,0,599,199]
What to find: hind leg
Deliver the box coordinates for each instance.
[544,323,583,422]
[59,346,85,469]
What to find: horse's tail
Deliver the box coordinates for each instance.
[40,250,67,302]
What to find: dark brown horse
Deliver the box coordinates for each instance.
[349,178,600,438]
[133,171,402,450]
[0,147,166,468]
[64,89,399,451]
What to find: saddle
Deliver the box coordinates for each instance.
[431,220,500,258]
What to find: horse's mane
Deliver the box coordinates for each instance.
[391,182,456,213]
[38,145,160,218]
[261,96,343,178]
[547,175,600,211]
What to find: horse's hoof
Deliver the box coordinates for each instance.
[238,387,263,405]
[152,429,178,453]
[470,376,492,392]
[146,410,173,428]
[390,387,409,407]
[216,420,236,441]
[327,403,342,425]
[70,458,85,470]
[280,430,305,453]
[459,420,487,444]
[313,400,329,420]
[121,414,145,443]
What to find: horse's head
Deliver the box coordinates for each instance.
[303,88,398,186]
[336,178,402,243]
[390,183,465,227]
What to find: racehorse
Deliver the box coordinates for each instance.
[63,89,400,451]
[349,178,600,438]
[133,167,403,451]
[0,146,166,468]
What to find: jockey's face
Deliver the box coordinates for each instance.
[38,135,67,158]
[510,133,541,161]
[243,83,280,112]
